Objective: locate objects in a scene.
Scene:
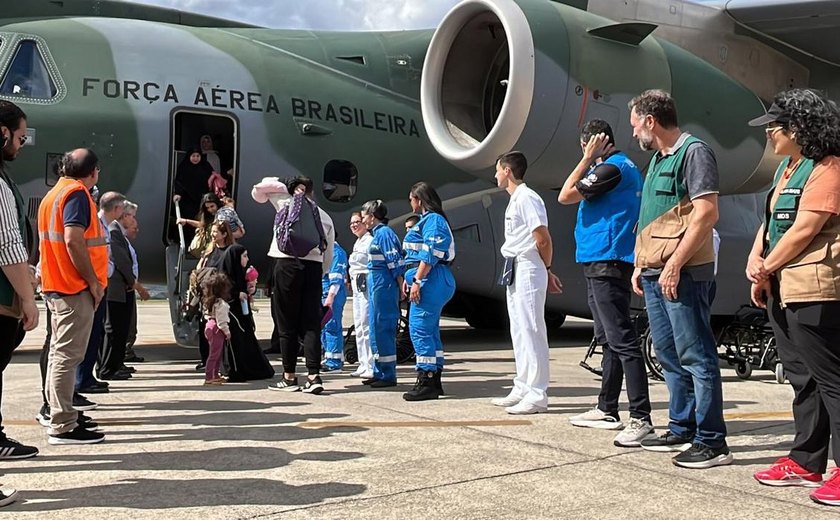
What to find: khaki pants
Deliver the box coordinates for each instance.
[46,292,95,435]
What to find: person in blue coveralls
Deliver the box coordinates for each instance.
[321,238,348,372]
[360,200,404,388]
[401,182,456,401]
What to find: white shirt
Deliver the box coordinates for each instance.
[500,183,548,259]
[713,228,720,276]
[98,210,114,278]
[348,232,373,277]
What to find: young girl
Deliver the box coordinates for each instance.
[201,272,232,385]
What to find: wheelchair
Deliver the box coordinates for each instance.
[716,305,784,383]
[579,310,664,381]
[342,301,416,365]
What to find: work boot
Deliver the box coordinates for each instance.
[433,369,445,395]
[403,371,440,401]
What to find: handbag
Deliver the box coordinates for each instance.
[188,228,208,258]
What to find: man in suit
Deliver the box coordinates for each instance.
[99,204,136,380]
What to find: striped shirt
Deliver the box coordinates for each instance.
[0,174,28,267]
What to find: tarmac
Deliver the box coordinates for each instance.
[0,299,835,519]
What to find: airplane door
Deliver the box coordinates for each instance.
[165,109,239,347]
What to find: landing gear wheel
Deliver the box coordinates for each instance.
[775,362,786,384]
[736,362,752,379]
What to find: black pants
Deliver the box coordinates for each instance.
[768,282,840,473]
[100,293,135,376]
[587,274,652,420]
[0,315,25,438]
[40,307,52,406]
[272,258,322,376]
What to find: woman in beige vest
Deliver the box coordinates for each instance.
[745,89,840,506]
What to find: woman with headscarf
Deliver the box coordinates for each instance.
[219,244,275,382]
[172,149,213,244]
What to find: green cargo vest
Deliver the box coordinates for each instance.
[765,157,815,251]
[0,168,29,308]
[765,156,840,305]
[635,135,715,269]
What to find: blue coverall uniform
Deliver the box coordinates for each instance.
[321,242,348,370]
[367,223,404,383]
[403,212,456,373]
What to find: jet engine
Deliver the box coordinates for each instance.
[421,0,773,194]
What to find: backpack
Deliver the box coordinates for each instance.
[274,192,327,257]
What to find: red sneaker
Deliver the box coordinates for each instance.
[754,457,823,487]
[811,468,840,506]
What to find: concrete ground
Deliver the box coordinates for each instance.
[0,300,833,519]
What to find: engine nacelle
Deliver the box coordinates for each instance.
[421,0,772,194]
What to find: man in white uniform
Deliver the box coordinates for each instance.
[491,151,563,415]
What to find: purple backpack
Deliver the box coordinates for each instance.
[274,192,327,257]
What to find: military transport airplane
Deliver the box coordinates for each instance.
[0,0,837,344]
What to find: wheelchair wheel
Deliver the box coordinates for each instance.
[642,327,664,381]
[735,361,752,379]
[396,315,416,364]
[775,361,786,384]
[343,325,358,365]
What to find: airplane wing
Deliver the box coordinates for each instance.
[722,0,840,66]
[0,0,261,29]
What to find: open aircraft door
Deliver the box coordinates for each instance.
[164,109,239,347]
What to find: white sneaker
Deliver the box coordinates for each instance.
[505,402,548,415]
[349,370,364,377]
[490,394,522,407]
[569,407,624,430]
[357,371,374,379]
[614,418,656,447]
[0,488,18,507]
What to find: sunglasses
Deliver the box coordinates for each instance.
[350,220,362,225]
[765,126,784,136]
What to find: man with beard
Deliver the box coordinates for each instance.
[0,101,39,461]
[628,90,729,469]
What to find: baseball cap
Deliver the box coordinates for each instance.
[748,102,790,127]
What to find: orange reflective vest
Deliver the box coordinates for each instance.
[38,177,108,295]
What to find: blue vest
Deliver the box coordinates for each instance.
[574,152,642,264]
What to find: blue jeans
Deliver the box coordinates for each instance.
[642,273,727,448]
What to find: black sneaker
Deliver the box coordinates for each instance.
[362,377,379,386]
[640,431,693,453]
[268,377,300,392]
[302,376,324,394]
[72,393,98,411]
[195,361,206,372]
[78,413,100,431]
[0,488,18,507]
[672,443,734,469]
[36,404,50,427]
[369,379,397,388]
[0,437,39,459]
[48,424,105,445]
[77,384,109,394]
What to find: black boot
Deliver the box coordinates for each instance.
[403,371,440,401]
[434,369,444,396]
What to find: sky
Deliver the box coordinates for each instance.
[124,0,462,30]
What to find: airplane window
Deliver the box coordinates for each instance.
[0,40,57,99]
[323,159,358,203]
[453,224,480,243]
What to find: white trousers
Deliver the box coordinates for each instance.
[505,252,550,407]
[352,278,373,374]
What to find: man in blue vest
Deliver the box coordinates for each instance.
[558,119,653,447]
